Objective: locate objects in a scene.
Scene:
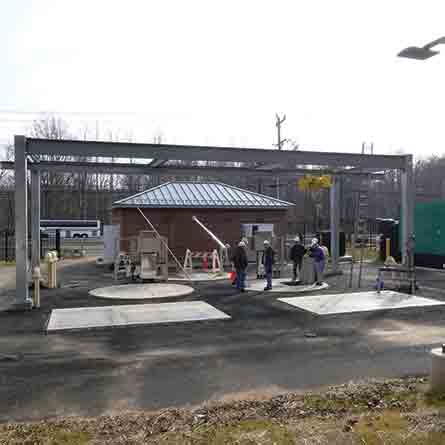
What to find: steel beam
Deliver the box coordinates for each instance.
[0,160,386,178]
[148,159,168,167]
[401,155,414,266]
[31,169,41,273]
[330,175,341,273]
[13,136,32,309]
[26,138,407,169]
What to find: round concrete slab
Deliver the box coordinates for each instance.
[169,272,228,282]
[89,283,195,300]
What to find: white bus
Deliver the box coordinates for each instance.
[40,219,101,239]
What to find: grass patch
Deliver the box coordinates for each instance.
[423,389,445,409]
[155,420,295,445]
[303,394,352,413]
[2,378,445,445]
[0,424,91,445]
[0,260,15,266]
[355,411,445,445]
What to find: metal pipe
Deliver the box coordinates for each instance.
[385,238,391,260]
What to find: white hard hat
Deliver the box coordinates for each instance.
[311,238,318,246]
[263,240,270,245]
[238,241,246,247]
[294,236,300,242]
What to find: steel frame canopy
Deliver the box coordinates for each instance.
[11,135,414,310]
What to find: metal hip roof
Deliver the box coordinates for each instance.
[113,182,294,209]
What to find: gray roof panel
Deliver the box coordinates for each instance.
[113,182,294,209]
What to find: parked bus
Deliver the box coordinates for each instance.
[40,219,101,239]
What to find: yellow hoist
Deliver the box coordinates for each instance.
[298,175,332,191]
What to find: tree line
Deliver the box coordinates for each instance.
[0,116,443,235]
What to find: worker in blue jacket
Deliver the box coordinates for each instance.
[262,240,275,291]
[309,238,325,285]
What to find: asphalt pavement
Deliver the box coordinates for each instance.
[1,259,445,422]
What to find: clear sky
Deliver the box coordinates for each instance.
[1,0,445,157]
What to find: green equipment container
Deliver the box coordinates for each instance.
[414,200,445,268]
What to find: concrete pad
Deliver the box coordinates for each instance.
[246,279,329,293]
[89,283,194,300]
[47,301,231,332]
[278,290,444,315]
[170,272,228,282]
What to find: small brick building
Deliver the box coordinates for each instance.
[112,182,294,259]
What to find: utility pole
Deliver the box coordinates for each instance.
[275,113,287,199]
[361,142,374,155]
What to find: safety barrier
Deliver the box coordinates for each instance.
[183,249,221,273]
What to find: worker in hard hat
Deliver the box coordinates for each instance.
[309,238,325,286]
[262,240,275,291]
[289,236,306,282]
[231,240,248,292]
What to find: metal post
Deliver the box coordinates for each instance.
[55,229,61,259]
[275,113,286,200]
[330,175,340,273]
[257,178,262,194]
[4,231,8,262]
[14,135,32,309]
[401,155,414,266]
[31,169,41,273]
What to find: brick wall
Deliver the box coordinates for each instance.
[112,207,288,259]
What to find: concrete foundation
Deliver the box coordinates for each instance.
[279,291,444,315]
[47,301,230,332]
[89,283,194,300]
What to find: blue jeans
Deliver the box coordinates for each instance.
[265,269,272,289]
[236,269,246,290]
[314,260,325,283]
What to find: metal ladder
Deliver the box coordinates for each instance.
[356,185,370,288]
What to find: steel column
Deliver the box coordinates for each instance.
[14,135,32,309]
[330,175,341,273]
[401,155,414,266]
[31,169,41,271]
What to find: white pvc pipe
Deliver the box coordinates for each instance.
[192,216,226,250]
